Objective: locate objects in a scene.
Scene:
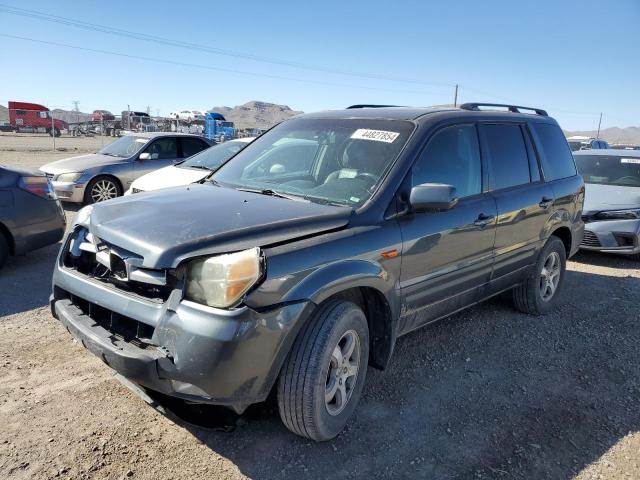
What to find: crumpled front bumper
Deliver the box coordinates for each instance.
[581,218,640,255]
[51,263,315,413]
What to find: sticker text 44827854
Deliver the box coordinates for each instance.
[350,129,400,143]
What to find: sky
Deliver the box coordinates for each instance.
[0,0,638,131]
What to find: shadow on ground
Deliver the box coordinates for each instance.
[0,205,79,317]
[148,268,640,479]
[572,249,640,270]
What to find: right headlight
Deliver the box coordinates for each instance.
[56,172,82,183]
[594,209,640,220]
[185,247,262,309]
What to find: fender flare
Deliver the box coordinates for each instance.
[281,259,401,320]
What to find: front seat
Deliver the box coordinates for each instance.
[324,141,385,183]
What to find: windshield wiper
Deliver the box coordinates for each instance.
[235,187,309,202]
[184,164,212,171]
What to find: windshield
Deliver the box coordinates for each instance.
[575,154,640,187]
[181,141,249,170]
[98,135,148,158]
[212,118,414,207]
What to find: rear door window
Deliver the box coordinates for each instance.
[144,137,178,160]
[181,137,210,158]
[529,123,577,181]
[479,124,531,190]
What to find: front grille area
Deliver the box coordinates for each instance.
[581,230,601,247]
[63,227,178,302]
[67,291,155,348]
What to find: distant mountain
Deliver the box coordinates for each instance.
[208,101,303,130]
[564,127,640,145]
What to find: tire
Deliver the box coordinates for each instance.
[84,176,122,204]
[277,299,369,441]
[0,234,9,270]
[512,236,567,315]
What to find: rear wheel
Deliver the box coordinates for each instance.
[512,236,567,315]
[84,176,122,204]
[0,234,9,270]
[277,299,369,441]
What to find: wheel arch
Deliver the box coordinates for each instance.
[549,225,572,257]
[280,260,400,370]
[84,174,124,202]
[0,221,15,255]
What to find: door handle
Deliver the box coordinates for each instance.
[539,197,554,209]
[474,213,495,227]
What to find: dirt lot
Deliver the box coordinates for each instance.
[1,134,639,479]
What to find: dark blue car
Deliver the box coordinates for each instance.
[0,166,66,268]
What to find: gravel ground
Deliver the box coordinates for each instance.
[1,135,639,479]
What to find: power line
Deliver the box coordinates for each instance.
[0,33,451,98]
[0,3,456,89]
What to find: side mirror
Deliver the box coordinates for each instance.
[138,152,150,161]
[409,183,458,212]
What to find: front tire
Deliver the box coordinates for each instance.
[277,299,369,441]
[0,234,9,270]
[84,176,122,204]
[512,236,567,315]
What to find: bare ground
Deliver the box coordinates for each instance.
[1,134,639,479]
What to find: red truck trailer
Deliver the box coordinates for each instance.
[7,101,68,137]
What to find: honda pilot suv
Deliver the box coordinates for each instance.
[51,103,584,441]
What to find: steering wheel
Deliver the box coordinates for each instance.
[355,172,378,183]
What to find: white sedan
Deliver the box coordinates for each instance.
[125,137,254,195]
[169,110,204,121]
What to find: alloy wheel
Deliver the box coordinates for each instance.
[539,251,561,301]
[91,179,118,202]
[325,329,360,416]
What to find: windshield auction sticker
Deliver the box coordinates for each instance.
[621,158,640,164]
[351,129,400,143]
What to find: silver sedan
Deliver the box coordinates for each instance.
[574,149,640,259]
[40,132,213,204]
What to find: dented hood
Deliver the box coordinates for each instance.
[88,183,352,268]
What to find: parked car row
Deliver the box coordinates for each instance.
[4,103,638,442]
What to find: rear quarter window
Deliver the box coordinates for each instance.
[530,123,577,181]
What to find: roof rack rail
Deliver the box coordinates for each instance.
[346,104,401,109]
[459,103,548,116]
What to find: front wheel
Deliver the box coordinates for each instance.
[277,299,369,441]
[0,234,9,270]
[512,236,567,315]
[84,176,122,204]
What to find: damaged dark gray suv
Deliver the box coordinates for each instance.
[51,103,584,441]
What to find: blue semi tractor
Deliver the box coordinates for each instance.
[204,112,236,142]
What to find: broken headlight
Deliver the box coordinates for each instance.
[185,247,262,309]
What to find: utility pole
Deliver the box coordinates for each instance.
[596,112,602,139]
[51,111,56,150]
[127,104,131,130]
[72,100,80,124]
[454,84,459,107]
